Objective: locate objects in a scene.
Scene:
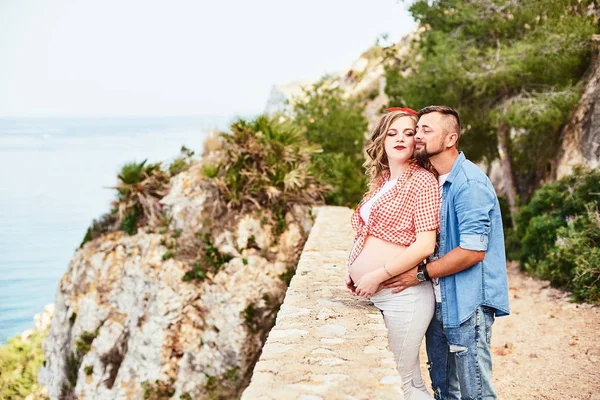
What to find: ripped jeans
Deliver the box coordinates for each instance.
[425,304,496,400]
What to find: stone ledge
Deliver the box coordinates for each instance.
[241,206,404,400]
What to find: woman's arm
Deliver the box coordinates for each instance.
[353,230,436,297]
[387,230,436,275]
[354,172,440,298]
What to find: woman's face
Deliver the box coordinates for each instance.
[384,116,416,164]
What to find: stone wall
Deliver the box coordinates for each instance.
[241,206,404,400]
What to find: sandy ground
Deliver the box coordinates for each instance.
[419,262,600,400]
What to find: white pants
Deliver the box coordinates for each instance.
[370,282,435,400]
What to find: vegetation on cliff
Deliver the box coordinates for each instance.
[80,146,196,247]
[183,114,327,281]
[517,167,600,302]
[381,0,600,302]
[32,113,327,399]
[212,115,326,214]
[292,78,369,207]
[0,330,48,400]
[385,0,599,227]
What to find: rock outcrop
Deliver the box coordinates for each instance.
[39,163,314,399]
[554,35,600,179]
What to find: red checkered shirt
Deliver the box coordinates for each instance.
[349,162,440,266]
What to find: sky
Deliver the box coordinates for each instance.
[0,0,416,118]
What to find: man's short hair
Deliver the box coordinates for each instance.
[418,105,461,140]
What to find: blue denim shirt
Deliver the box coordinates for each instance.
[437,152,510,328]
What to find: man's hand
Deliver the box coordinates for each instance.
[380,266,420,294]
[344,272,356,295]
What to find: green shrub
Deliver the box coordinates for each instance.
[521,214,565,267]
[169,146,195,177]
[311,152,366,207]
[111,160,171,233]
[80,213,118,248]
[518,167,600,262]
[75,330,98,355]
[183,233,232,282]
[168,158,189,176]
[183,263,206,281]
[0,330,47,400]
[518,167,600,303]
[215,114,325,212]
[293,78,367,156]
[292,78,368,207]
[385,0,598,196]
[200,163,219,178]
[121,210,139,236]
[534,209,600,302]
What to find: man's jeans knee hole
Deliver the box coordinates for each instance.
[432,387,442,400]
[449,344,468,353]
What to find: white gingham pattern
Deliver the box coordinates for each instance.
[349,163,440,266]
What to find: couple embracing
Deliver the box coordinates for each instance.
[346,106,510,400]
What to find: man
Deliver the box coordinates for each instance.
[382,106,510,399]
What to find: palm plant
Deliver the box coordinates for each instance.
[111,160,171,234]
[214,115,326,215]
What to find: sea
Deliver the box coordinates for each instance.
[0,115,236,344]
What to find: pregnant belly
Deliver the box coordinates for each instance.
[349,236,407,284]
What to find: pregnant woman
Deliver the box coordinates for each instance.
[346,108,440,400]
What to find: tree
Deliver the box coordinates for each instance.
[292,78,369,207]
[386,0,598,229]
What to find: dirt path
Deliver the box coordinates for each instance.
[420,262,600,400]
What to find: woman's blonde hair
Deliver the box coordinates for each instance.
[363,110,438,193]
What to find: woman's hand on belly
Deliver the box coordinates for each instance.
[354,267,388,298]
[344,271,357,295]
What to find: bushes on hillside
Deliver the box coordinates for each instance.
[518,167,600,302]
[111,160,171,234]
[292,78,368,207]
[0,331,47,400]
[385,0,598,211]
[80,159,172,247]
[213,114,326,217]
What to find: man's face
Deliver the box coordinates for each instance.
[415,112,447,158]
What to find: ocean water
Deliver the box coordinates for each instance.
[0,116,234,344]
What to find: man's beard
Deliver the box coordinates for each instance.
[415,141,443,158]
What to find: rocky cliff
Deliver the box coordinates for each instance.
[554,35,600,179]
[38,160,314,399]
